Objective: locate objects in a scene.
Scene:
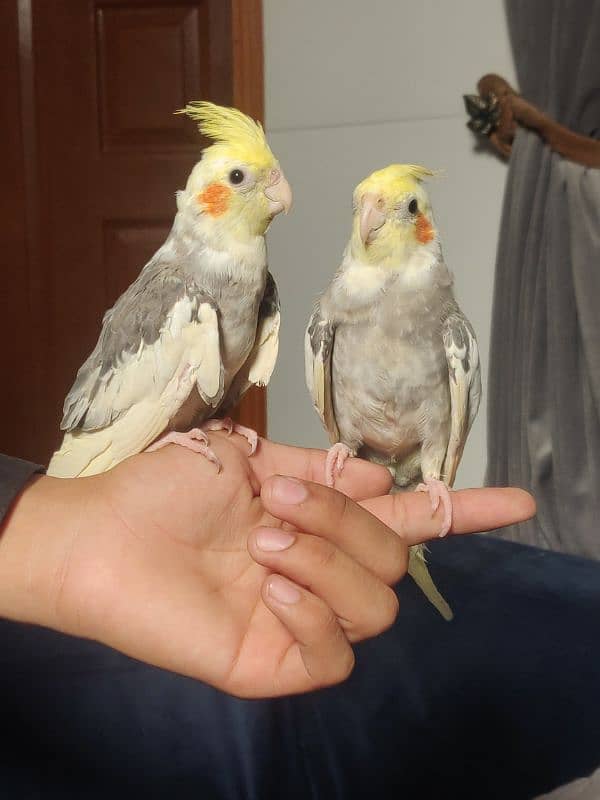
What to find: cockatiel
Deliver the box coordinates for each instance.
[305,165,481,620]
[48,102,291,478]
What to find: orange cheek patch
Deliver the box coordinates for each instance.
[415,212,435,244]
[198,182,231,217]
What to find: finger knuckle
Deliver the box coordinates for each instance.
[336,647,356,682]
[378,587,400,632]
[319,607,341,639]
[307,536,338,571]
[359,587,399,638]
[319,642,355,688]
[319,541,339,571]
[320,484,351,525]
[381,537,409,585]
[337,492,354,528]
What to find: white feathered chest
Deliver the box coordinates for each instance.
[329,278,452,458]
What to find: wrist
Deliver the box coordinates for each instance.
[0,474,86,630]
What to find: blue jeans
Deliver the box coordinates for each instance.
[2,535,599,799]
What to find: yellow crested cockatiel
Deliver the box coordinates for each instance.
[48,102,291,478]
[305,165,481,620]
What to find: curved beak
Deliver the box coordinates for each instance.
[359,193,386,245]
[264,169,293,216]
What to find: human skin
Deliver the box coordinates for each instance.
[0,433,535,697]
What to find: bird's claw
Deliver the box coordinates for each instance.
[416,477,453,537]
[325,443,354,487]
[146,428,222,472]
[202,418,259,456]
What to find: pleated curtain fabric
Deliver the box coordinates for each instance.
[486,0,600,558]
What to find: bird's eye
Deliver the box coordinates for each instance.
[229,168,245,185]
[408,198,418,214]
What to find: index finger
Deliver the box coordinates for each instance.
[360,487,536,546]
[250,439,393,501]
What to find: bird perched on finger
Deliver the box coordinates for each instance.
[305,164,481,620]
[48,102,291,478]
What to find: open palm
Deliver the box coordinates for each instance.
[43,432,534,697]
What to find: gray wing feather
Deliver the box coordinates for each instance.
[259,272,280,326]
[305,302,339,443]
[247,271,280,387]
[442,312,481,486]
[61,258,223,432]
[219,272,280,413]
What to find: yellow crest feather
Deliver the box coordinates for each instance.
[394,164,437,181]
[176,101,275,168]
[356,163,439,198]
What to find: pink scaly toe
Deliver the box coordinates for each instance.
[146,428,222,472]
[325,443,354,488]
[231,423,259,455]
[416,477,453,537]
[202,418,259,456]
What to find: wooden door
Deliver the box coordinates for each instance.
[0,0,265,465]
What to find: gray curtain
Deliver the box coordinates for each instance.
[486,0,600,558]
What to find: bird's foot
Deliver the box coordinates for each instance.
[202,417,259,456]
[325,443,354,488]
[146,428,221,472]
[416,477,452,537]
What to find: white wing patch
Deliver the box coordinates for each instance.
[305,327,326,424]
[86,296,222,425]
[248,307,280,386]
[193,302,223,402]
[48,293,223,478]
[442,315,481,486]
[305,307,339,443]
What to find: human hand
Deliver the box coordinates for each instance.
[0,435,534,697]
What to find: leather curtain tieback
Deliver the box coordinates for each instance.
[464,73,600,168]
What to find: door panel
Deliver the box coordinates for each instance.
[0,0,265,464]
[96,4,210,154]
[103,220,173,302]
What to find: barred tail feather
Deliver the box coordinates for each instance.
[408,544,453,621]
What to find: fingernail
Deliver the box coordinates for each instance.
[269,476,308,505]
[255,528,296,551]
[267,576,301,604]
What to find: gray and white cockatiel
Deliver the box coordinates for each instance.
[305,165,481,620]
[48,102,291,478]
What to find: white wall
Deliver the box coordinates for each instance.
[263,0,516,488]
